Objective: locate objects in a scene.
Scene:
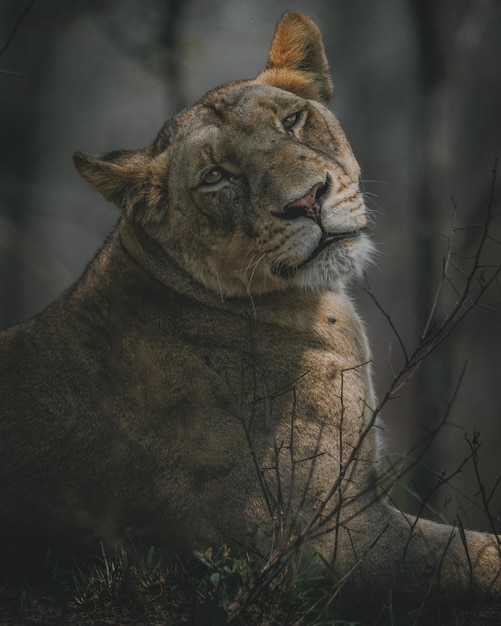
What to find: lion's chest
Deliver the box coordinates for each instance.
[149,292,373,482]
[87,289,376,544]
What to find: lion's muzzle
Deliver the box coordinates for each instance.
[275,179,330,225]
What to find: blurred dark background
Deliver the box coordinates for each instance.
[1,0,500,531]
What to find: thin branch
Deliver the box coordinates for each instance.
[364,282,409,363]
[0,68,21,77]
[0,0,36,57]
[465,430,501,550]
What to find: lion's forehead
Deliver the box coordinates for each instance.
[172,82,310,144]
[167,82,342,171]
[200,81,306,118]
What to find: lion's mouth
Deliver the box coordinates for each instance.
[271,230,361,279]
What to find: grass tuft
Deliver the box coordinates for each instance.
[1,543,501,625]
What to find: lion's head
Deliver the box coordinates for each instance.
[74,11,372,297]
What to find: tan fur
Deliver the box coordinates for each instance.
[0,11,500,612]
[259,10,332,104]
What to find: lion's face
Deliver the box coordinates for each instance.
[74,12,372,297]
[157,82,371,296]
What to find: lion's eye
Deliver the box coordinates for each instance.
[203,167,225,185]
[282,112,301,130]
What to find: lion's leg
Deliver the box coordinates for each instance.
[335,500,501,605]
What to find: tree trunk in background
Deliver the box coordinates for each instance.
[0,2,49,328]
[0,0,189,329]
[409,0,494,513]
[97,0,189,112]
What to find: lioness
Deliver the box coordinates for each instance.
[0,10,499,613]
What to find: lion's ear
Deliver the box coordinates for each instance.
[257,11,333,105]
[73,149,149,213]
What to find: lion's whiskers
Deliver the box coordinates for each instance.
[234,251,264,283]
[214,270,225,303]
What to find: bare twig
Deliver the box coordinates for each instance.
[465,431,501,551]
[0,0,35,57]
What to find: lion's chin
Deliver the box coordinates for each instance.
[293,232,375,292]
[271,230,363,280]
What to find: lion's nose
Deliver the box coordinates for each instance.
[282,181,327,224]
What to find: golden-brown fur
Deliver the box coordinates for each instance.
[0,10,500,612]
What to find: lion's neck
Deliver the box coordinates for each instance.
[117,220,219,306]
[105,222,372,374]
